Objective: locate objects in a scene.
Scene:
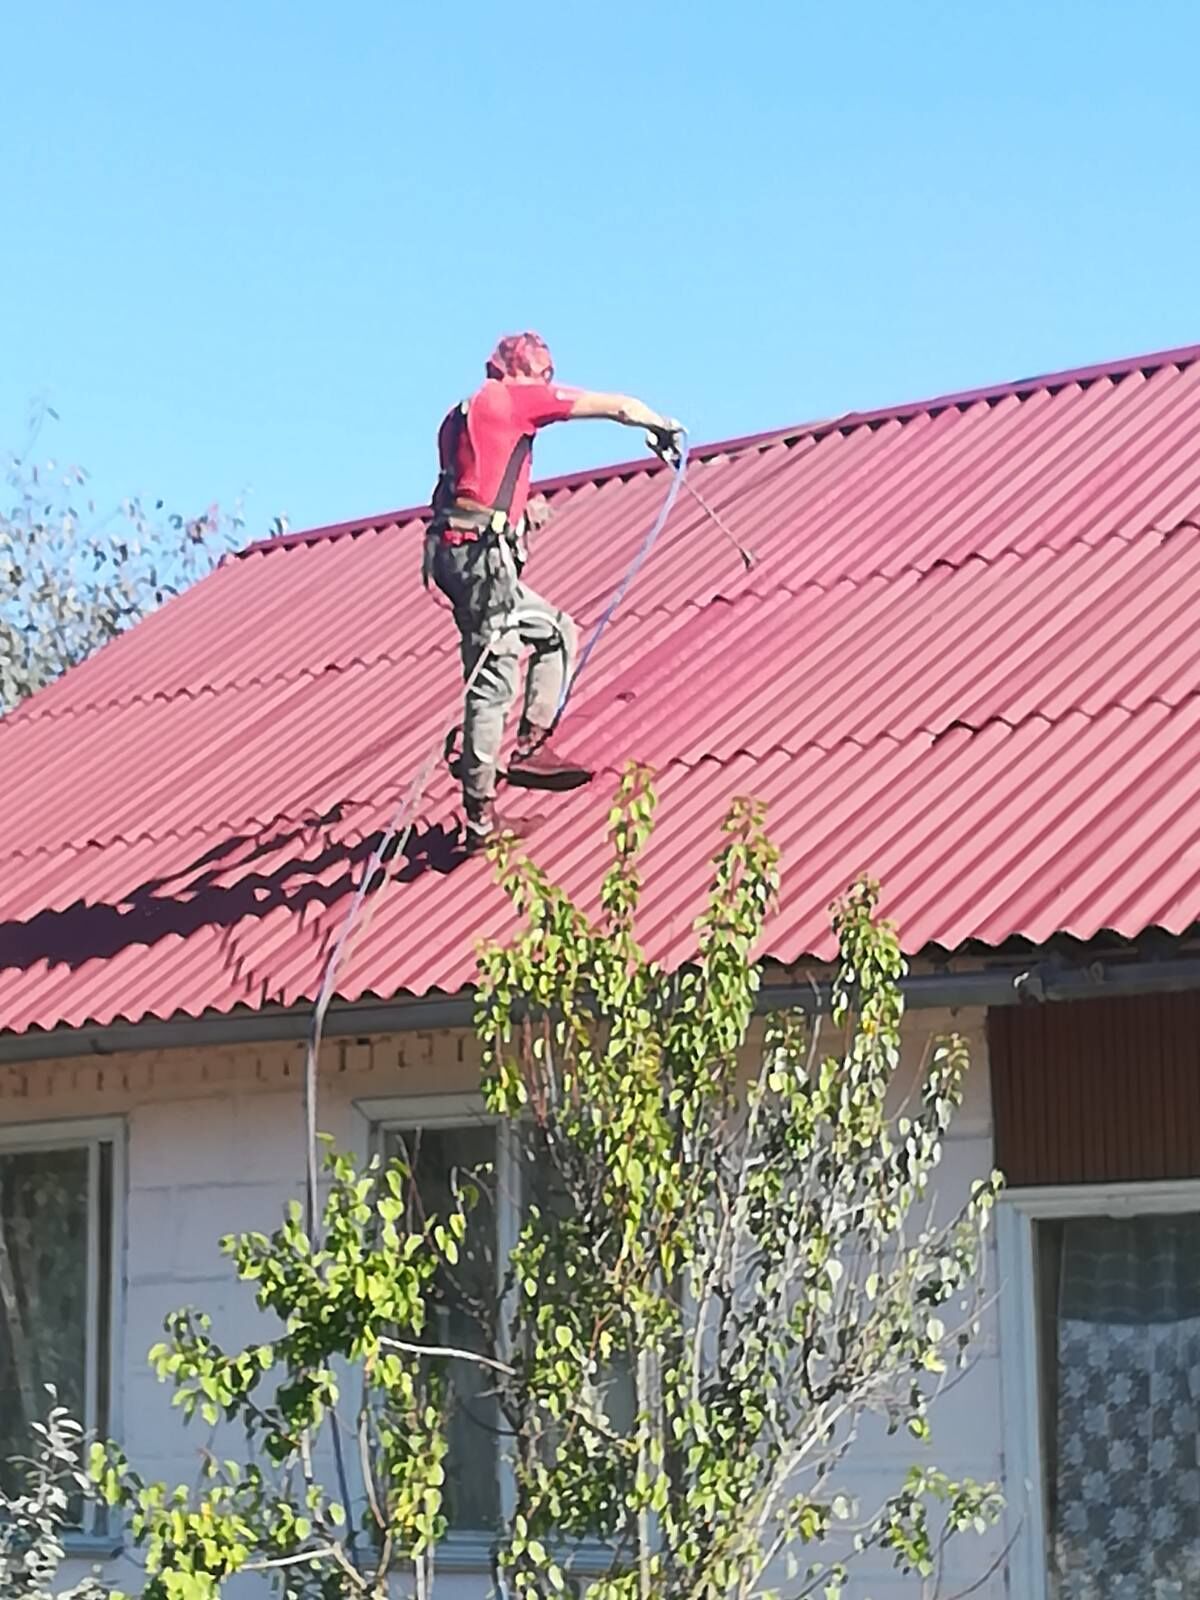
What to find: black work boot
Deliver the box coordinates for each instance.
[506,726,593,792]
[464,799,543,854]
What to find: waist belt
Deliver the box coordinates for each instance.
[437,505,506,545]
[422,506,526,589]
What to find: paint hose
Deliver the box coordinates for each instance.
[302,435,692,1237]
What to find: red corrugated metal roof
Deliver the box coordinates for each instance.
[5,342,1200,1035]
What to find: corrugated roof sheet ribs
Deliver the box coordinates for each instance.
[4,344,1200,1032]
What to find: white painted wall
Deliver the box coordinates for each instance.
[0,1007,1008,1598]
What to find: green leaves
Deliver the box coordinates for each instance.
[474,768,1002,1600]
[86,1440,262,1593]
[86,1147,473,1594]
[70,770,1001,1600]
[0,1398,114,1600]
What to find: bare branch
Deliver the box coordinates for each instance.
[357,1403,386,1533]
[241,1544,342,1572]
[930,1521,1022,1600]
[377,1335,515,1376]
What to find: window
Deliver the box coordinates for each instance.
[365,1097,633,1554]
[381,1119,505,1535]
[1000,1184,1200,1600]
[0,1121,122,1537]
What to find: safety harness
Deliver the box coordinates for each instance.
[421,399,533,588]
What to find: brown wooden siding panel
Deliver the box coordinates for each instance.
[989,992,1200,1186]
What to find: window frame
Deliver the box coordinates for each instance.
[355,1094,517,1570]
[997,1177,1200,1600]
[355,1094,618,1575]
[0,1115,126,1550]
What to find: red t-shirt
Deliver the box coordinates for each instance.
[437,378,579,526]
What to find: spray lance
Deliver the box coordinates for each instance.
[647,431,756,570]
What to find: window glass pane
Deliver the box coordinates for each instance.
[0,1146,91,1497]
[384,1124,500,1532]
[1038,1212,1200,1599]
[520,1130,636,1436]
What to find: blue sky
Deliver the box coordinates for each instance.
[3,0,1198,538]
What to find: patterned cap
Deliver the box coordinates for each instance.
[486,332,554,381]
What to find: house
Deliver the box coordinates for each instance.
[4,340,1200,1597]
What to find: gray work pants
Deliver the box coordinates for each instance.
[432,536,577,819]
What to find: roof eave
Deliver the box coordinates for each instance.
[8,946,1200,1064]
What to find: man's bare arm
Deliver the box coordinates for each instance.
[567,390,680,437]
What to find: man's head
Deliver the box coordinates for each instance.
[486,332,554,383]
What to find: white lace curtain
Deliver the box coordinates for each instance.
[1050,1213,1200,1600]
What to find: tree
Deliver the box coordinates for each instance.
[1,404,242,711]
[1,1391,112,1600]
[91,770,1003,1598]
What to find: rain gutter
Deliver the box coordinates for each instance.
[4,952,1200,1064]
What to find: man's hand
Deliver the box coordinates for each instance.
[523,494,553,534]
[646,419,685,464]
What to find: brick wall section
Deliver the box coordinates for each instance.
[5,1008,1004,1599]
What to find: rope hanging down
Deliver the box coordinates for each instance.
[299,434,691,1236]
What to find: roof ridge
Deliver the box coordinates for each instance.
[236,339,1200,559]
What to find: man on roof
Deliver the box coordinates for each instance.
[426,331,682,852]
